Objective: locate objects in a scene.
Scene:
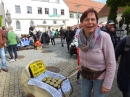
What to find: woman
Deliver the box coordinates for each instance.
[115,35,130,97]
[8,26,18,62]
[77,8,116,97]
[50,28,55,45]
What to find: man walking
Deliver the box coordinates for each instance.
[0,29,8,72]
[59,27,65,47]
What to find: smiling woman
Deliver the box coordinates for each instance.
[77,8,116,97]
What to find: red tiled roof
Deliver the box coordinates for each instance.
[98,5,125,17]
[64,0,105,13]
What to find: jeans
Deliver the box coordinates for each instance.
[61,37,64,46]
[0,48,7,69]
[77,71,81,79]
[8,44,18,59]
[81,77,105,97]
[67,41,71,52]
[51,37,55,45]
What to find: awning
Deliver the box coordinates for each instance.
[36,23,65,27]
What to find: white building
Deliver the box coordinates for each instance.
[64,0,105,27]
[1,0,69,35]
[98,5,124,26]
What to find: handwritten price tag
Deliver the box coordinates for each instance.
[29,60,46,78]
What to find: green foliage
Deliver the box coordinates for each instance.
[0,16,2,27]
[107,0,130,7]
[122,6,130,15]
[107,1,118,23]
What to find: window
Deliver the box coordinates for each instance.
[53,8,57,15]
[76,13,80,18]
[53,21,57,24]
[61,9,64,15]
[15,5,21,13]
[38,7,42,14]
[30,21,34,26]
[27,6,32,14]
[70,13,74,18]
[45,8,49,14]
[43,20,46,24]
[16,20,20,29]
[56,0,59,3]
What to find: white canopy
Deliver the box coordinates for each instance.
[36,23,65,27]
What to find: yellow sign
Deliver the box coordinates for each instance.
[29,60,46,78]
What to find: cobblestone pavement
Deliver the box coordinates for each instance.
[0,38,122,97]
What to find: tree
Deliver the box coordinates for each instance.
[106,0,118,24]
[122,6,130,15]
[106,0,130,24]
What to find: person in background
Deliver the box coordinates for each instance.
[0,28,8,72]
[59,27,65,47]
[50,28,55,45]
[55,29,59,38]
[34,38,42,49]
[7,26,18,62]
[32,26,37,42]
[77,8,116,97]
[75,23,82,84]
[64,27,74,52]
[115,35,130,97]
[29,26,33,37]
[2,26,8,54]
[101,20,117,48]
[75,23,82,38]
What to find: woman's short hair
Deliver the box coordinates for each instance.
[8,26,13,30]
[80,8,98,23]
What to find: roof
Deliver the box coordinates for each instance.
[98,5,125,17]
[64,0,105,13]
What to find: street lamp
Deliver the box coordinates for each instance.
[75,4,81,24]
[116,16,122,28]
[116,28,124,43]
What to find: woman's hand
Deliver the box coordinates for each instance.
[76,65,82,71]
[101,86,110,94]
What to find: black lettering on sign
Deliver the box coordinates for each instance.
[34,72,39,76]
[32,65,38,72]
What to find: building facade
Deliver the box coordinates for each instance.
[98,5,124,25]
[1,0,69,35]
[65,0,105,26]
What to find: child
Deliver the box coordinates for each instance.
[34,38,42,50]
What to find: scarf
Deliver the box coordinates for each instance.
[78,27,101,51]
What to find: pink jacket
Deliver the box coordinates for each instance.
[79,31,116,89]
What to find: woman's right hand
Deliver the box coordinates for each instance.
[76,65,82,71]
